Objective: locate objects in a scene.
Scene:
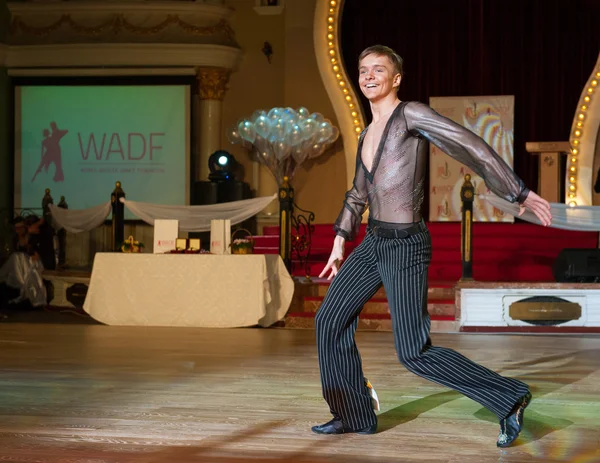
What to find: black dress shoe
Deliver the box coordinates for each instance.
[496,391,532,448]
[311,418,377,435]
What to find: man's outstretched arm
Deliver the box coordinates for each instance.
[404,101,552,226]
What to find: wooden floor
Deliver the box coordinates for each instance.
[0,323,599,463]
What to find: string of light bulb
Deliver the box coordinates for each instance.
[325,0,365,139]
[567,64,599,207]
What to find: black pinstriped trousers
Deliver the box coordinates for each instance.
[315,226,529,431]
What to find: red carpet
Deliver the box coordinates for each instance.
[254,222,599,282]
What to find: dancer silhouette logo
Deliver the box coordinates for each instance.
[32,121,68,183]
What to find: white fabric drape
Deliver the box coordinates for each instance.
[482,194,600,231]
[121,194,277,232]
[0,252,47,307]
[47,195,277,234]
[48,202,112,234]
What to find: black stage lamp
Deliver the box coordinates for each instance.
[208,150,238,182]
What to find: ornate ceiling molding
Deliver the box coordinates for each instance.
[7,1,238,47]
[9,15,237,44]
[7,67,198,77]
[5,43,242,72]
[7,1,232,19]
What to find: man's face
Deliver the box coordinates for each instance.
[358,54,401,102]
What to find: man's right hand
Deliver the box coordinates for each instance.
[319,235,345,280]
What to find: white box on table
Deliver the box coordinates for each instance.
[153,219,179,254]
[210,219,231,255]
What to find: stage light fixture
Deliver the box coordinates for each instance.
[208,150,238,182]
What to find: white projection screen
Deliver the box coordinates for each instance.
[14,85,191,219]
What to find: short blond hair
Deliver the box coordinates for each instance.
[358,45,404,78]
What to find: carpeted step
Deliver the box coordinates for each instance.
[254,247,279,255]
[280,278,458,332]
[299,298,456,318]
[280,316,458,332]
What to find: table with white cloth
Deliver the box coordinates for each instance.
[83,253,295,328]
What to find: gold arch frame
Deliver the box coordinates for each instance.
[315,6,600,207]
[314,0,366,190]
[566,53,600,206]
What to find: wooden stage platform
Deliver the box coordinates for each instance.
[0,323,598,462]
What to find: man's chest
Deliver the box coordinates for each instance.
[361,125,386,172]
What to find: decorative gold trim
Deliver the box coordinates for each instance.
[8,1,232,17]
[465,210,471,262]
[178,19,236,45]
[314,0,366,191]
[8,67,197,77]
[280,210,287,261]
[509,302,581,321]
[543,155,555,167]
[460,219,463,256]
[10,15,237,45]
[566,52,600,206]
[196,66,232,101]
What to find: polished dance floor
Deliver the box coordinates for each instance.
[0,323,598,462]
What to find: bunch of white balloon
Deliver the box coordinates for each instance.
[227,107,340,184]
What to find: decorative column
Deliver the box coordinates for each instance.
[195,67,231,181]
[257,165,280,217]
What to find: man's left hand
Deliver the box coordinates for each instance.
[519,191,552,227]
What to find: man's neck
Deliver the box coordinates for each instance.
[370,96,401,124]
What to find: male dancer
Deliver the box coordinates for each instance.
[312,45,552,447]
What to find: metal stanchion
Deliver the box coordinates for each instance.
[278,176,293,272]
[111,181,125,251]
[460,174,474,280]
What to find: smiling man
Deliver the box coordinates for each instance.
[312,45,552,447]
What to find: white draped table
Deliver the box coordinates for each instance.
[83,253,294,328]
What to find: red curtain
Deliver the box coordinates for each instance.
[341,0,600,213]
